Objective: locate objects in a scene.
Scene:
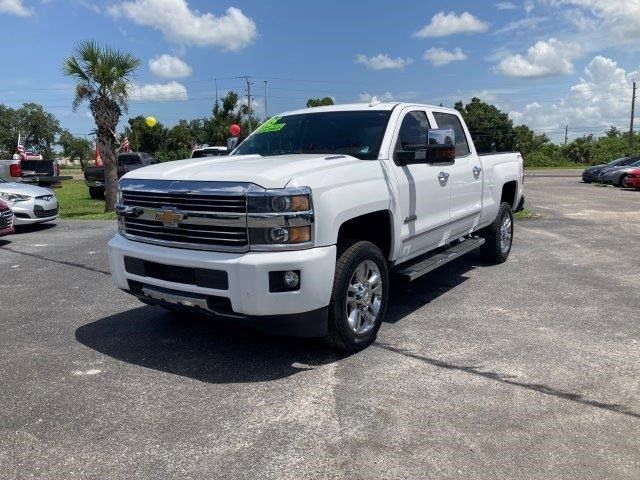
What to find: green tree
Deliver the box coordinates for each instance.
[124,116,167,155]
[514,124,550,159]
[15,103,61,159]
[58,129,92,168]
[0,104,18,157]
[63,40,141,211]
[306,97,334,108]
[605,126,621,138]
[563,135,595,164]
[454,97,515,153]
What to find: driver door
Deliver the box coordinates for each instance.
[391,108,452,262]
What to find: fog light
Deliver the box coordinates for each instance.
[283,270,299,288]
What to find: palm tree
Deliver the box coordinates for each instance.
[63,40,140,211]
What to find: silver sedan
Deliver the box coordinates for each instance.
[598,159,640,186]
[0,178,59,225]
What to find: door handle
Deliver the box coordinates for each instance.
[438,171,449,185]
[473,166,482,177]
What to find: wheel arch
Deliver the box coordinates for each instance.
[336,210,394,261]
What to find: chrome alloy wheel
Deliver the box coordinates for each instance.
[500,213,513,255]
[345,260,383,335]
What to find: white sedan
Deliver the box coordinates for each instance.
[0,178,58,225]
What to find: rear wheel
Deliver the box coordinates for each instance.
[327,241,389,353]
[479,202,514,264]
[88,186,104,199]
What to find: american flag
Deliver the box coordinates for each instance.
[16,134,26,160]
[121,136,131,153]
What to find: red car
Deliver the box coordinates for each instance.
[0,199,15,237]
[622,168,640,188]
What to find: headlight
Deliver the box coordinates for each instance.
[116,183,123,204]
[247,187,314,250]
[0,192,31,203]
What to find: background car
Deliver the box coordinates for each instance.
[622,168,640,189]
[582,156,640,183]
[84,152,158,199]
[0,198,14,237]
[0,178,58,226]
[191,146,229,158]
[597,159,640,186]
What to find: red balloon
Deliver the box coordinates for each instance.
[229,124,241,136]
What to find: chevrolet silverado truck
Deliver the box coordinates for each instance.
[108,102,524,352]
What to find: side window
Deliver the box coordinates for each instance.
[432,112,470,156]
[395,111,430,154]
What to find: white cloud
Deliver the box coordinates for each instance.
[108,0,257,51]
[509,56,636,139]
[148,54,192,78]
[423,47,468,67]
[413,11,488,38]
[495,2,518,9]
[493,16,548,35]
[355,54,413,70]
[496,38,582,78]
[524,0,534,14]
[547,0,640,44]
[0,0,31,16]
[129,81,188,102]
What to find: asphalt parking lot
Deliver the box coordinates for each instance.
[1,177,639,480]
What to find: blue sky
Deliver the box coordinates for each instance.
[1,0,639,142]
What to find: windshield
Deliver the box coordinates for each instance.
[608,157,629,166]
[233,110,392,160]
[118,154,142,165]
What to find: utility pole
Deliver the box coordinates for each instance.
[237,76,254,133]
[214,78,218,105]
[629,80,636,154]
[264,80,268,119]
[564,125,568,146]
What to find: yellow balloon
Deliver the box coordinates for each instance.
[145,116,157,127]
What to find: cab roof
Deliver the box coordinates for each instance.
[280,102,459,117]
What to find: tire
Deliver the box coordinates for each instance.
[618,174,628,187]
[327,240,389,353]
[479,202,514,264]
[89,186,104,199]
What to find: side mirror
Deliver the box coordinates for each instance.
[426,128,456,163]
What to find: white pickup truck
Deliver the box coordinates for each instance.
[108,102,524,351]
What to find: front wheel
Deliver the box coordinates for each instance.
[479,202,514,264]
[327,241,389,353]
[618,174,628,187]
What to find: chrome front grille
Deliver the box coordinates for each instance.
[117,180,252,252]
[122,191,246,213]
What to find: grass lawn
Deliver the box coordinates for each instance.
[515,208,540,220]
[55,180,116,220]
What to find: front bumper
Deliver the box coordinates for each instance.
[108,234,336,334]
[11,197,59,225]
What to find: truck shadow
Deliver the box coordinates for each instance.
[75,253,481,384]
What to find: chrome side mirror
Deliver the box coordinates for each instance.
[426,128,456,163]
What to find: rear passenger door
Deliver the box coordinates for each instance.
[432,111,483,238]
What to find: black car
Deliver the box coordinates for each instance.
[84,152,158,199]
[582,156,640,183]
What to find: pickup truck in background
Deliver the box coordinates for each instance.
[0,156,69,187]
[109,102,524,352]
[191,146,229,158]
[84,152,158,199]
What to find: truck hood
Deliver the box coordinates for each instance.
[122,154,364,189]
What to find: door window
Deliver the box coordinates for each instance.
[394,111,430,164]
[433,112,471,156]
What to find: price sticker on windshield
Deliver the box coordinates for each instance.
[256,116,286,134]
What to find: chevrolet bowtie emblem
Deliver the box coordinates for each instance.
[155,209,185,228]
